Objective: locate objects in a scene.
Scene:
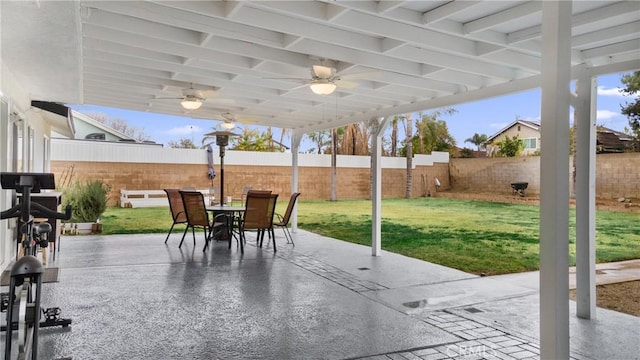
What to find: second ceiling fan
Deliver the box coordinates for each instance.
[156,84,228,110]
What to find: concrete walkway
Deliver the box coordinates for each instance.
[491,259,640,290]
[2,230,638,359]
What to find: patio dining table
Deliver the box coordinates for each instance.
[207,205,245,252]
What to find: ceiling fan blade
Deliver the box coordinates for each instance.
[155,96,184,100]
[205,98,235,105]
[263,77,309,82]
[339,70,382,80]
[335,79,359,89]
[312,65,335,78]
[199,89,219,98]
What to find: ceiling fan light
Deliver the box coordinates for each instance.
[181,99,202,110]
[309,82,337,95]
[219,122,235,130]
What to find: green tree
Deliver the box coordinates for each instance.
[620,71,640,150]
[496,135,525,157]
[306,131,329,154]
[230,128,270,151]
[465,133,488,151]
[168,138,197,149]
[404,111,457,155]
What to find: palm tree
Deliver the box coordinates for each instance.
[306,131,329,154]
[390,116,399,157]
[403,113,413,199]
[464,133,488,151]
[331,128,337,201]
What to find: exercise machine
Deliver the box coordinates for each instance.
[1,172,72,360]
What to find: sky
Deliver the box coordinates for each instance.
[69,73,634,152]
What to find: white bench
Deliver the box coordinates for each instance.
[120,189,213,208]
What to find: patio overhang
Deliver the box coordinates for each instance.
[1,1,639,359]
[31,101,76,138]
[1,1,637,131]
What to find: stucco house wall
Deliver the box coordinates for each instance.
[486,121,541,156]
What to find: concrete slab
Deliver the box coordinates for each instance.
[360,276,536,314]
[447,293,640,360]
[290,230,476,288]
[8,233,459,360]
[1,230,636,360]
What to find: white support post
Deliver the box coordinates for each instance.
[369,117,390,256]
[291,130,302,234]
[575,76,597,319]
[539,1,572,359]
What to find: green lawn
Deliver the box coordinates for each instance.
[97,197,640,275]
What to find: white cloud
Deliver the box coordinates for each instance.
[597,86,624,97]
[596,110,620,121]
[166,125,202,136]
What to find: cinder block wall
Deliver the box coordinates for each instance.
[450,157,540,194]
[50,161,450,206]
[450,153,640,199]
[596,153,640,199]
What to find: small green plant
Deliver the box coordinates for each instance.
[496,135,525,157]
[62,180,111,223]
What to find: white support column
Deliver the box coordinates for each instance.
[369,117,390,256]
[291,130,303,234]
[539,1,572,359]
[575,76,597,319]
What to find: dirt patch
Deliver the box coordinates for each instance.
[569,280,640,317]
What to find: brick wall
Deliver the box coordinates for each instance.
[51,161,450,206]
[450,153,640,199]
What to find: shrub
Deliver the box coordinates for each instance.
[496,135,525,157]
[62,180,111,223]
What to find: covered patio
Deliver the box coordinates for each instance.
[32,231,639,359]
[1,1,639,358]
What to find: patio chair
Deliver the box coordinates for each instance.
[233,186,252,205]
[163,189,187,244]
[230,189,272,240]
[273,192,301,245]
[179,191,226,251]
[239,192,279,252]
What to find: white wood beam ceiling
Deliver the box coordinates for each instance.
[4,1,638,132]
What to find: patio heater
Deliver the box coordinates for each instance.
[202,128,238,206]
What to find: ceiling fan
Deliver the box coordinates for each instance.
[267,62,377,95]
[156,84,220,110]
[218,112,237,130]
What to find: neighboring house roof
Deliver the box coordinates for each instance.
[597,126,634,153]
[485,120,633,153]
[485,120,540,144]
[71,110,136,141]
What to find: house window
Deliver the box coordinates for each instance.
[523,138,537,149]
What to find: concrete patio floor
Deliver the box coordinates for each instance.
[2,230,638,359]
